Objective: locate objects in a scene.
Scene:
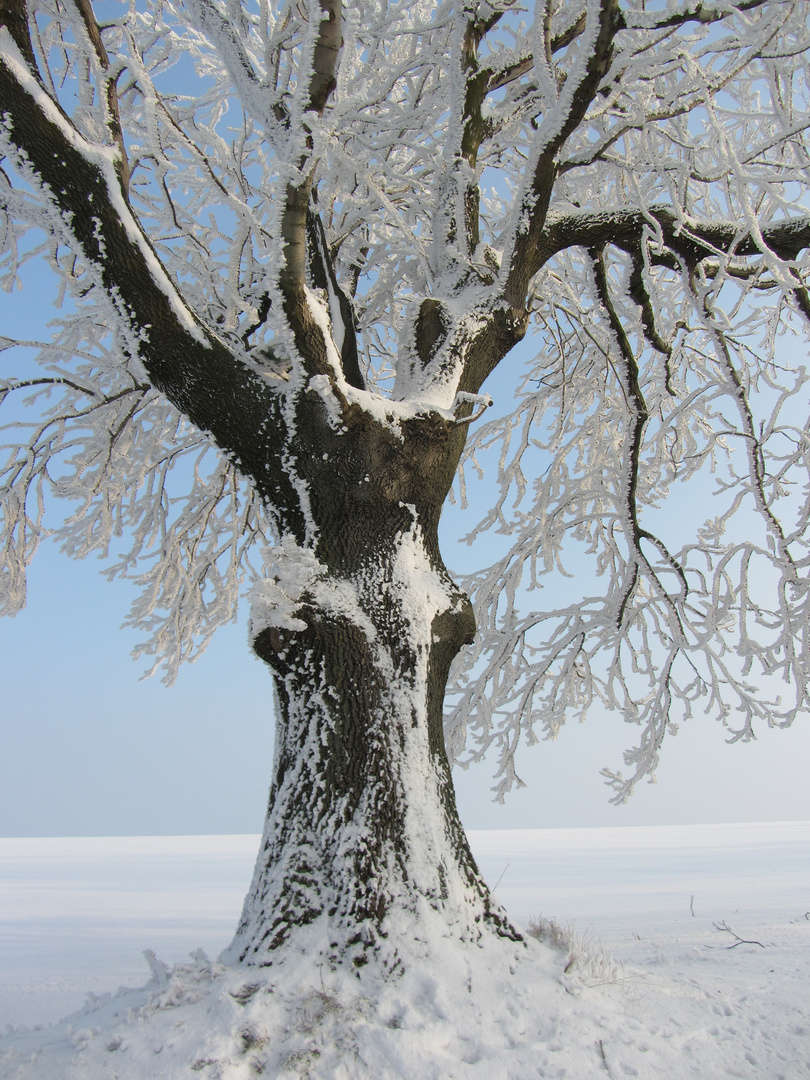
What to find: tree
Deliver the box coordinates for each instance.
[1,0,809,974]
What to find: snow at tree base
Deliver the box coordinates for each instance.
[1,825,809,1079]
[2,0,810,1070]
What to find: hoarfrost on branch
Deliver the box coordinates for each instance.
[2,0,810,798]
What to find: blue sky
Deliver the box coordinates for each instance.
[2,250,810,838]
[2,531,810,837]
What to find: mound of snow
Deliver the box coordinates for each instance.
[4,915,808,1079]
[0,930,632,1079]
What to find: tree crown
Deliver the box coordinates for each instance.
[2,0,810,799]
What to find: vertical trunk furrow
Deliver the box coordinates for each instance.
[223,520,521,969]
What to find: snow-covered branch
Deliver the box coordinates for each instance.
[447,239,810,799]
[3,0,810,797]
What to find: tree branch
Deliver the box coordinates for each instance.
[0,29,304,529]
[305,208,364,389]
[480,14,593,97]
[503,0,623,308]
[537,206,810,275]
[711,921,765,949]
[621,0,769,33]
[591,245,648,628]
[277,0,351,384]
[70,0,129,196]
[0,0,42,81]
[628,246,673,360]
[307,0,342,114]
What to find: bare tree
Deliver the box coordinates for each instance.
[2,0,809,970]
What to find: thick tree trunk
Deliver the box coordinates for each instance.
[222,401,520,968]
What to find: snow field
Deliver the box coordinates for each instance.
[1,822,808,1078]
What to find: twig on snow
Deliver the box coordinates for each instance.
[596,1038,612,1075]
[711,920,765,949]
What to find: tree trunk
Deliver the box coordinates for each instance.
[222,397,521,969]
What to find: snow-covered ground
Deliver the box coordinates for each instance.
[1,822,809,1078]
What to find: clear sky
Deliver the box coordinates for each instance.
[2,532,810,838]
[2,254,810,839]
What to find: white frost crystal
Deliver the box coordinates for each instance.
[248,537,326,638]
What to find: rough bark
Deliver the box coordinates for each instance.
[224,399,521,966]
[6,0,810,974]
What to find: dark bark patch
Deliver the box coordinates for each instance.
[415,299,449,367]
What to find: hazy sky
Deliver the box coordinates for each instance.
[2,254,810,839]
[2,531,810,838]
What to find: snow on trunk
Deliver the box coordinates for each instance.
[224,521,520,969]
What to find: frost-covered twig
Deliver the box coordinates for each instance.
[711,921,765,949]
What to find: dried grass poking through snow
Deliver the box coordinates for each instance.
[526,914,624,987]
